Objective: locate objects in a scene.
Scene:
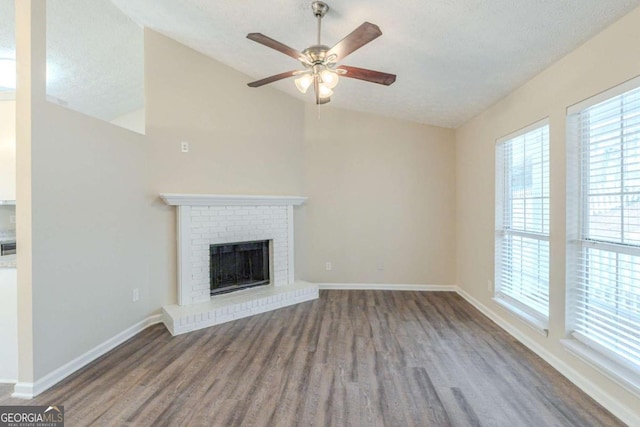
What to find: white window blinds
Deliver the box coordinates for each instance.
[495,121,550,321]
[569,85,640,371]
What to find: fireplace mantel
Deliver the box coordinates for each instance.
[160,193,307,207]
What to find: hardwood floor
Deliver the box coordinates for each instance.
[0,291,624,426]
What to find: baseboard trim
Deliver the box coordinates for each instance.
[455,287,640,426]
[0,379,16,385]
[11,382,33,399]
[317,283,456,291]
[12,314,162,400]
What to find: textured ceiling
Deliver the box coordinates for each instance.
[110,0,640,128]
[46,0,144,121]
[2,1,640,127]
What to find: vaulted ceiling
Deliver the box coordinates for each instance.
[2,0,640,128]
[111,0,640,127]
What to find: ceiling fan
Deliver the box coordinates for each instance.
[246,1,396,104]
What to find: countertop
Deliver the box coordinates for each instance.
[0,255,16,268]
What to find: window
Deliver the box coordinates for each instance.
[495,120,550,330]
[567,80,640,379]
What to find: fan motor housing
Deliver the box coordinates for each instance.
[302,45,330,64]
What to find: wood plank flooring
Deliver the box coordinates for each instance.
[0,291,624,426]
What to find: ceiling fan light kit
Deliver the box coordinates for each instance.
[246,1,396,105]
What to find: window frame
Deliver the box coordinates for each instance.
[495,118,551,334]
[564,75,640,396]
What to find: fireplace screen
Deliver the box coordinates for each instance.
[209,240,270,295]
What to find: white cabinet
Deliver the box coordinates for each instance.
[0,267,17,383]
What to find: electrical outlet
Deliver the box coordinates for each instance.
[180,141,189,153]
[132,288,139,302]
[9,215,16,224]
[487,279,493,292]
[325,262,332,271]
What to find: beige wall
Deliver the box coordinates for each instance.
[0,100,16,201]
[145,30,305,196]
[110,108,145,135]
[302,105,456,284]
[31,103,150,378]
[455,6,640,421]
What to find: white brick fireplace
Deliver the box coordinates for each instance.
[159,194,318,335]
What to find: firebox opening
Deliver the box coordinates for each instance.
[209,240,270,295]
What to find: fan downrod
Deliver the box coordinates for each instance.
[311,1,329,18]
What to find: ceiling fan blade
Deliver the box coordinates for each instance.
[247,70,299,88]
[339,65,396,86]
[327,22,382,61]
[247,33,306,63]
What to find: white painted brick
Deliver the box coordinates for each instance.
[216,313,234,324]
[179,202,294,304]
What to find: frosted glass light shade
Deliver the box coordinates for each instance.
[318,83,334,98]
[320,69,339,89]
[295,74,313,93]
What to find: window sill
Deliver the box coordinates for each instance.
[561,338,640,398]
[492,297,549,337]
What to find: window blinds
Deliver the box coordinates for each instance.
[496,123,550,320]
[571,85,640,370]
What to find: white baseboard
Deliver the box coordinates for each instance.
[455,287,640,426]
[12,314,162,400]
[11,382,33,399]
[317,283,456,291]
[0,378,16,384]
